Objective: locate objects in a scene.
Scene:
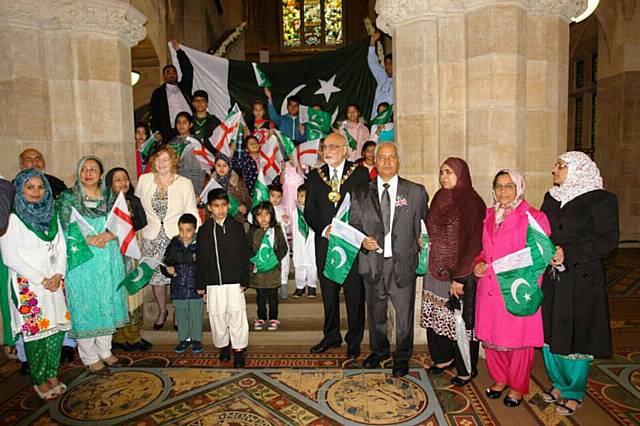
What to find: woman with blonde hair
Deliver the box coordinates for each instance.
[136,146,200,330]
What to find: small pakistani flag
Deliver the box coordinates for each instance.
[138,131,158,159]
[323,218,366,285]
[251,62,272,88]
[370,104,393,126]
[251,169,270,209]
[335,193,351,222]
[229,193,241,217]
[250,228,279,273]
[277,130,296,159]
[118,257,161,295]
[297,207,309,240]
[66,213,94,271]
[525,211,555,274]
[307,108,332,140]
[415,219,430,275]
[343,127,357,150]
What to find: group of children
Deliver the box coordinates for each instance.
[160,184,316,367]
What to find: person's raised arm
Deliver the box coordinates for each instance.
[368,32,386,84]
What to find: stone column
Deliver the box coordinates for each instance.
[376,0,585,345]
[0,0,146,182]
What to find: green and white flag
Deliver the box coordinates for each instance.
[297,206,309,240]
[306,108,333,140]
[251,62,272,88]
[370,104,393,126]
[251,169,270,209]
[250,228,279,273]
[493,213,552,316]
[66,208,95,271]
[343,127,358,150]
[228,193,241,217]
[138,131,158,159]
[323,218,366,285]
[335,193,350,222]
[415,219,430,275]
[118,257,161,295]
[276,130,296,159]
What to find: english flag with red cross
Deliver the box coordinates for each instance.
[294,139,320,168]
[209,104,245,158]
[259,134,284,183]
[105,192,142,260]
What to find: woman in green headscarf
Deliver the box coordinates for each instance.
[0,169,70,400]
[56,156,127,375]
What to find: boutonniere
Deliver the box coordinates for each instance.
[395,195,407,207]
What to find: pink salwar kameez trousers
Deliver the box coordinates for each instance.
[474,201,551,395]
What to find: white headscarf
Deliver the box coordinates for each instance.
[549,151,603,208]
[493,168,526,227]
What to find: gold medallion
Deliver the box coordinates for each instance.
[328,191,341,203]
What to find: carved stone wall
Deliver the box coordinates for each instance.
[0,0,146,182]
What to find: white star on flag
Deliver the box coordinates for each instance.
[315,75,341,103]
[523,292,532,302]
[70,245,79,253]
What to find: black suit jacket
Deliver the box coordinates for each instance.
[0,178,14,236]
[149,49,194,140]
[304,162,370,264]
[350,177,429,287]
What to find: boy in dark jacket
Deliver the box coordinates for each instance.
[162,213,202,353]
[196,189,250,367]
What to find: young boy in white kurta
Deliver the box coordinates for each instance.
[290,184,317,298]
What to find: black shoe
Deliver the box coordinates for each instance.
[293,288,305,298]
[426,361,454,374]
[362,353,390,369]
[219,345,231,361]
[307,287,317,298]
[310,340,341,354]
[233,350,245,368]
[174,341,190,353]
[61,345,75,363]
[139,339,153,350]
[450,375,473,386]
[486,386,508,399]
[122,342,136,352]
[347,346,361,359]
[503,395,522,407]
[131,340,152,351]
[153,311,168,330]
[111,342,124,351]
[88,365,112,376]
[392,361,409,377]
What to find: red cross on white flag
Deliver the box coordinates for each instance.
[105,192,141,260]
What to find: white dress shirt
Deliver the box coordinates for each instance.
[377,175,398,258]
[166,83,191,129]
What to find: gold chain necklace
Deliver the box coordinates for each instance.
[318,164,357,203]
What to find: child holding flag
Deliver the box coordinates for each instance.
[248,201,288,331]
[268,185,291,299]
[161,214,203,354]
[290,184,317,298]
[196,189,250,367]
[339,104,370,161]
[370,103,394,143]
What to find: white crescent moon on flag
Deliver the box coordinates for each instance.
[258,242,270,262]
[280,84,307,115]
[255,188,263,201]
[130,267,145,283]
[331,246,347,269]
[510,278,531,304]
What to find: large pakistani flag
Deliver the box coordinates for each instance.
[492,212,554,316]
[323,217,366,285]
[170,38,378,124]
[249,228,279,273]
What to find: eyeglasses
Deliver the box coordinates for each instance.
[494,184,517,191]
[375,155,398,162]
[324,144,346,151]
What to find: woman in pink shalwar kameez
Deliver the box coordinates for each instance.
[474,169,551,407]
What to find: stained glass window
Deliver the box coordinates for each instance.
[281,0,343,50]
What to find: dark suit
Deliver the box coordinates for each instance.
[304,162,370,349]
[350,177,428,364]
[149,49,194,141]
[0,178,14,236]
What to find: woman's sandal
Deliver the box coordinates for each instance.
[555,398,583,416]
[33,385,59,401]
[541,387,559,403]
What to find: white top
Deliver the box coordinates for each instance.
[166,83,191,129]
[377,175,398,258]
[135,173,201,240]
[291,207,316,267]
[0,214,70,341]
[367,47,393,118]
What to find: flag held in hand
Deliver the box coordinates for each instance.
[370,104,393,126]
[250,228,279,273]
[105,192,141,260]
[323,217,366,285]
[415,219,429,275]
[66,208,94,271]
[118,257,161,295]
[252,62,272,88]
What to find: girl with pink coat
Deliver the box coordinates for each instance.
[474,169,551,408]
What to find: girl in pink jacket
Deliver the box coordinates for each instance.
[474,169,551,408]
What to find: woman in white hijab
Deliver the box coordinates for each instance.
[539,151,619,416]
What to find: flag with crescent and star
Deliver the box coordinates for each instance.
[249,228,279,273]
[323,217,366,285]
[66,208,94,271]
[118,257,161,295]
[492,212,553,316]
[169,38,378,126]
